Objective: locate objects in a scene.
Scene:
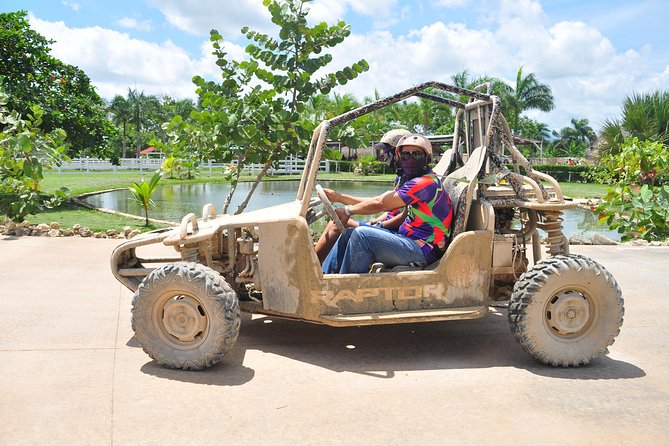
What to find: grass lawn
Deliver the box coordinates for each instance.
[559,182,609,199]
[15,202,166,233]
[40,170,398,196]
[7,170,610,232]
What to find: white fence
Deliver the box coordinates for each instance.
[53,157,334,175]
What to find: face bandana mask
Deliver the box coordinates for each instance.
[400,154,429,179]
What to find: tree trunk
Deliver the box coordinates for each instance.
[136,108,141,156]
[222,150,249,214]
[122,121,127,158]
[222,169,242,214]
[234,154,275,215]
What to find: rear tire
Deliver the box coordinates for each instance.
[508,254,623,367]
[132,263,241,370]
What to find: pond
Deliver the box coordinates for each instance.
[84,180,621,241]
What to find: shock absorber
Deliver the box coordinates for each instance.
[177,244,199,262]
[538,210,567,256]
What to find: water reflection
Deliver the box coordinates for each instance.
[84,180,620,240]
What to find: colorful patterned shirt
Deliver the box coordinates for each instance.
[396,171,453,263]
[384,174,405,220]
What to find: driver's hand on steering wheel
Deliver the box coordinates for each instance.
[323,188,338,203]
[335,207,350,225]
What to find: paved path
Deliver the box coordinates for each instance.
[1,236,668,445]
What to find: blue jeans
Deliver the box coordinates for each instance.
[322,226,427,274]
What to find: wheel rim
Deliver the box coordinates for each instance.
[154,293,209,348]
[545,289,592,337]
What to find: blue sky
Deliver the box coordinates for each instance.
[2,0,668,131]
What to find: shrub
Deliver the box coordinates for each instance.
[594,137,669,241]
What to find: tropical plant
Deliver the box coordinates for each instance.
[599,90,669,156]
[0,80,70,222]
[323,148,343,161]
[158,115,206,179]
[172,0,368,214]
[515,116,551,142]
[544,118,594,159]
[153,96,197,145]
[161,156,182,179]
[127,89,161,157]
[506,66,555,133]
[594,137,669,241]
[0,10,114,158]
[128,171,162,226]
[108,95,132,158]
[353,154,377,176]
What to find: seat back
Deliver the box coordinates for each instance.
[466,200,495,231]
[442,146,487,240]
[432,148,458,177]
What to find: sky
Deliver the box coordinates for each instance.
[2,0,668,132]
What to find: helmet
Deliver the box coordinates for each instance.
[396,134,433,160]
[380,129,411,148]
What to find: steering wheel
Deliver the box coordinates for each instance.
[316,184,346,234]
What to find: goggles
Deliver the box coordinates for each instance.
[400,151,426,160]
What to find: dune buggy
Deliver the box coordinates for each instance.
[111,81,624,370]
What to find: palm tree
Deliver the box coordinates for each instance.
[154,96,196,144]
[451,69,471,89]
[549,118,595,159]
[570,118,596,146]
[108,95,132,158]
[600,90,669,155]
[507,66,555,132]
[128,171,162,226]
[127,89,160,156]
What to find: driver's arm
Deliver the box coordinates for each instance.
[323,188,377,205]
[335,191,405,223]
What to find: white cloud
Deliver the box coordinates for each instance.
[433,0,469,7]
[306,0,349,23]
[308,0,399,29]
[28,15,244,101]
[61,1,80,12]
[325,21,511,101]
[24,0,668,134]
[147,0,272,39]
[117,17,153,32]
[650,64,669,90]
[327,0,662,131]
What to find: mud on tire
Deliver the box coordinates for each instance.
[508,254,624,367]
[131,263,241,370]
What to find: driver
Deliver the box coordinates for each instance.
[322,134,453,274]
[314,129,411,263]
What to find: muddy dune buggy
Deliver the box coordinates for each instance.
[111,81,624,370]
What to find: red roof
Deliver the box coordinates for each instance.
[139,146,155,155]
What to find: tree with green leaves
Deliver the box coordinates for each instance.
[506,66,555,133]
[127,89,161,157]
[165,0,368,214]
[108,95,133,158]
[549,118,595,158]
[154,96,196,144]
[0,10,114,158]
[600,90,669,156]
[517,116,551,142]
[594,137,669,241]
[160,114,207,179]
[0,80,70,222]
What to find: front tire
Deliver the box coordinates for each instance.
[508,255,623,367]
[132,263,241,370]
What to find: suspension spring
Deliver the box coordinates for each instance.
[537,210,566,256]
[179,245,199,262]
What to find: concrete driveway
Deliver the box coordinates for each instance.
[1,236,667,445]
